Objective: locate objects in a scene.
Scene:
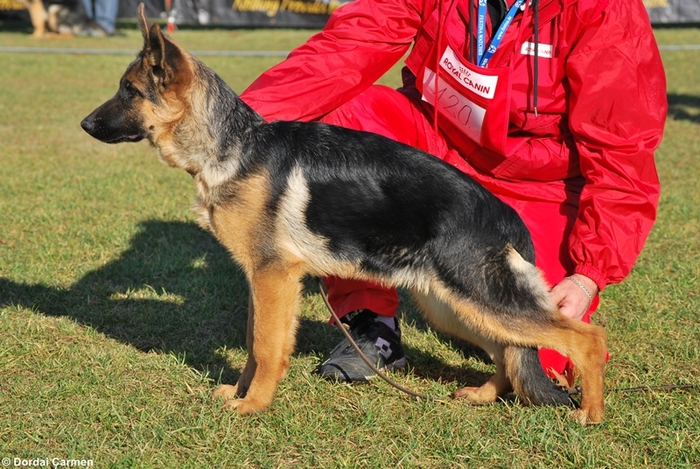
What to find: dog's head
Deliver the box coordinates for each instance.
[80,4,192,148]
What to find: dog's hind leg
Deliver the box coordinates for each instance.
[546,319,607,424]
[213,263,302,415]
[504,346,572,406]
[417,278,601,421]
[467,309,606,423]
[502,317,606,423]
[410,289,512,404]
[468,247,607,423]
[452,345,512,403]
[450,345,573,407]
[446,294,606,422]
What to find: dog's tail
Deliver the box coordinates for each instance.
[505,346,573,406]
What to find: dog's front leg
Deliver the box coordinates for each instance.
[212,292,257,402]
[214,264,302,415]
[22,0,47,37]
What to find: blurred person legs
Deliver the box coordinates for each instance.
[79,0,121,36]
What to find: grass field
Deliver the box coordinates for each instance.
[1,17,699,469]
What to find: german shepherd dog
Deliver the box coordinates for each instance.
[81,4,607,424]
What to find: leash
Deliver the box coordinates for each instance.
[315,278,698,402]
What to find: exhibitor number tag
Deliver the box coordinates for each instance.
[421,68,486,144]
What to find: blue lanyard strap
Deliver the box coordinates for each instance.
[476,0,488,65]
[477,0,527,68]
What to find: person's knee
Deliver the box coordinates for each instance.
[320,85,414,141]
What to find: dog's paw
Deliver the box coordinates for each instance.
[220,397,269,415]
[451,386,498,404]
[212,384,239,402]
[213,385,269,415]
[569,408,604,425]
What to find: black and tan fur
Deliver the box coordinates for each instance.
[80,4,608,424]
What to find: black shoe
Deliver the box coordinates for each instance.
[318,310,407,382]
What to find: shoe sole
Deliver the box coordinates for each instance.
[360,356,409,381]
[319,356,409,383]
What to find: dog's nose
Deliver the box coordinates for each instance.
[80,116,94,134]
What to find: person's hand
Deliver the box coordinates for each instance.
[550,274,598,321]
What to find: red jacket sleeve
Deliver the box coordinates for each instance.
[240,0,428,121]
[565,0,666,290]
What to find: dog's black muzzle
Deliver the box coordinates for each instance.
[81,99,147,144]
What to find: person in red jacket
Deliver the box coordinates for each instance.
[240,0,667,386]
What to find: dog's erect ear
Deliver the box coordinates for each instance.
[137,3,153,46]
[137,2,185,87]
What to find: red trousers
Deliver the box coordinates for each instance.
[320,85,597,379]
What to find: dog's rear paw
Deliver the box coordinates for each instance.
[212,384,239,401]
[570,408,604,425]
[452,386,498,404]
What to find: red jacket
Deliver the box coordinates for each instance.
[241,0,667,290]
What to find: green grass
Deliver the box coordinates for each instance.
[1,21,699,468]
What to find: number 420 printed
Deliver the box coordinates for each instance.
[421,68,486,144]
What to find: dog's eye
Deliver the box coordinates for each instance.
[123,81,140,99]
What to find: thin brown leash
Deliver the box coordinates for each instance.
[315,278,698,401]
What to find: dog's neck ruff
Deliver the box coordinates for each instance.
[155,58,259,185]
